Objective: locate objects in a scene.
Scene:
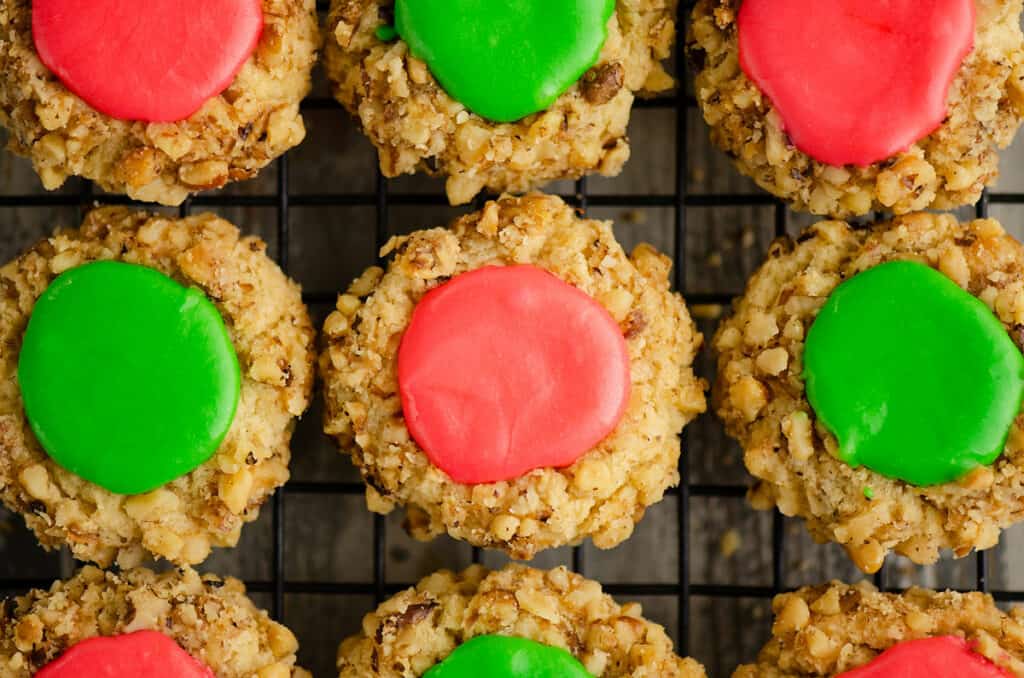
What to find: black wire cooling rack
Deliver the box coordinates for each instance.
[6,1,1024,675]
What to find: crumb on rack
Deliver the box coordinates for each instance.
[720,528,742,558]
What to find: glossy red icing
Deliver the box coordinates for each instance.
[397,265,631,484]
[36,631,215,678]
[32,0,263,122]
[838,636,1010,678]
[737,0,975,167]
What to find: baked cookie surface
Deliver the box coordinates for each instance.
[320,193,706,559]
[337,563,707,677]
[714,213,1024,573]
[324,0,676,205]
[0,566,309,677]
[0,0,319,205]
[687,0,1024,218]
[734,581,1024,677]
[0,207,315,567]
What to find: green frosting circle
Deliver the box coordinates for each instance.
[393,0,615,123]
[804,260,1024,487]
[424,635,592,678]
[18,261,241,495]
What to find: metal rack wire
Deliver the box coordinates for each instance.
[3,0,1024,674]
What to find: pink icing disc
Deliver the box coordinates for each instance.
[737,0,975,167]
[36,631,216,678]
[397,265,631,485]
[838,636,1011,678]
[32,0,263,122]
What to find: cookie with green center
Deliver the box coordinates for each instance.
[0,207,315,567]
[324,0,677,205]
[336,563,708,677]
[319,194,706,560]
[714,212,1024,573]
[0,566,310,677]
[19,260,242,496]
[686,0,1024,218]
[803,260,1024,487]
[734,581,1024,677]
[0,0,318,205]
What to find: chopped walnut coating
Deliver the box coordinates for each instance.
[715,213,1024,573]
[338,564,707,677]
[0,208,315,567]
[0,0,319,205]
[324,0,676,204]
[688,0,1024,217]
[735,581,1024,677]
[320,194,706,559]
[0,566,309,677]
[583,63,628,105]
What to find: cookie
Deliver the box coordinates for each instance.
[734,581,1024,677]
[687,0,1024,218]
[337,563,707,677]
[320,193,706,559]
[714,213,1024,573]
[0,207,315,567]
[0,0,319,205]
[324,0,676,205]
[0,565,309,677]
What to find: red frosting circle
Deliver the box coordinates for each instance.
[36,631,215,678]
[32,0,264,122]
[737,0,975,167]
[838,636,1010,678]
[397,265,631,485]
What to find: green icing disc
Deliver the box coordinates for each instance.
[803,260,1024,487]
[424,635,593,678]
[393,0,615,123]
[18,260,241,495]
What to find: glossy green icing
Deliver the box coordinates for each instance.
[424,635,592,678]
[393,0,615,122]
[18,261,240,495]
[803,260,1024,487]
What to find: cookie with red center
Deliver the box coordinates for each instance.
[33,0,264,123]
[0,0,318,204]
[0,567,308,678]
[320,194,706,560]
[737,0,975,168]
[687,0,1024,218]
[735,582,1024,678]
